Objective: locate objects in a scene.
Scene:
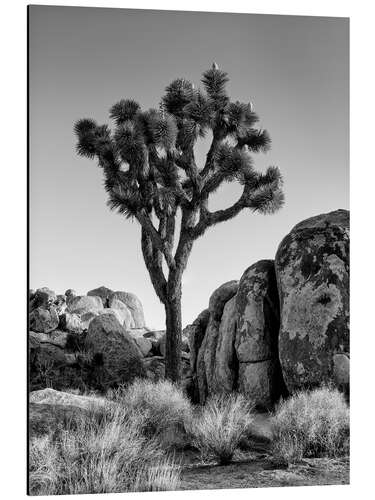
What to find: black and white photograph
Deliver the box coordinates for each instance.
[27,4,351,495]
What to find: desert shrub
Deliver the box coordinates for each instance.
[132,455,181,492]
[271,386,350,464]
[28,401,180,495]
[189,393,254,464]
[110,379,193,448]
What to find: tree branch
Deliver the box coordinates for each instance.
[190,194,245,239]
[137,212,176,270]
[141,228,167,303]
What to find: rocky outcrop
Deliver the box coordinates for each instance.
[109,291,146,328]
[107,297,135,329]
[275,209,349,393]
[184,309,210,376]
[29,388,107,437]
[196,281,239,402]
[194,265,285,408]
[84,314,146,389]
[29,285,157,392]
[68,295,104,316]
[33,287,56,308]
[87,286,114,307]
[235,260,286,407]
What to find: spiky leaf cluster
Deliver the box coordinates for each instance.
[74,63,284,228]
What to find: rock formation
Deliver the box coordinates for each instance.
[275,209,349,393]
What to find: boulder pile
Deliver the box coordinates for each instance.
[29,286,190,392]
[186,209,349,407]
[29,209,349,408]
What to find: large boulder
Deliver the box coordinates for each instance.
[87,286,114,307]
[84,313,145,388]
[29,389,107,437]
[275,209,349,393]
[184,309,210,376]
[110,291,146,328]
[29,403,88,437]
[196,281,238,402]
[68,295,104,316]
[107,297,135,329]
[29,335,78,391]
[29,306,59,333]
[235,260,285,408]
[212,296,237,393]
[30,388,106,410]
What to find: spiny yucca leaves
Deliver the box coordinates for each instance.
[259,165,283,187]
[248,184,285,214]
[114,123,147,170]
[237,128,271,152]
[183,90,213,130]
[201,66,229,109]
[149,113,178,150]
[110,99,141,125]
[214,143,253,178]
[74,120,113,160]
[162,78,195,117]
[224,101,255,136]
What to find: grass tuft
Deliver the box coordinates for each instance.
[109,379,193,449]
[271,386,349,464]
[29,401,180,495]
[189,393,254,464]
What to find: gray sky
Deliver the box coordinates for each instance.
[29,6,349,329]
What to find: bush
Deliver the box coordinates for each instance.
[132,456,181,492]
[29,401,181,495]
[271,386,350,464]
[110,379,193,448]
[189,393,254,464]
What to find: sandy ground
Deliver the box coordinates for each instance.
[178,412,349,490]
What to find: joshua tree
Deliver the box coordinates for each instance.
[74,63,284,382]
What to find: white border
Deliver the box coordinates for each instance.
[1,1,374,499]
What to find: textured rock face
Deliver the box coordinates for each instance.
[29,389,107,437]
[87,286,114,307]
[275,209,349,393]
[213,296,237,393]
[184,309,210,375]
[30,330,69,349]
[196,281,239,402]
[107,297,135,329]
[85,313,145,388]
[193,265,286,408]
[29,306,59,333]
[235,260,284,407]
[60,312,84,334]
[34,287,57,308]
[68,295,104,316]
[29,286,155,392]
[110,291,146,328]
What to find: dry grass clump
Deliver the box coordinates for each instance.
[189,393,254,464]
[110,379,193,448]
[271,386,349,465]
[29,402,181,495]
[132,455,181,492]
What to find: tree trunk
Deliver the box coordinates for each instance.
[164,294,182,382]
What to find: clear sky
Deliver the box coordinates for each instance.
[29,6,349,329]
